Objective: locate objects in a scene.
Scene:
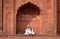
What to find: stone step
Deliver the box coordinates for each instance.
[0,35,60,39]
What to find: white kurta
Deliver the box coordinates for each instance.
[24,27,35,35]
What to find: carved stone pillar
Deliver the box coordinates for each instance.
[3,0,15,34]
[0,0,2,34]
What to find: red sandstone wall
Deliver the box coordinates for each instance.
[15,0,56,35]
[2,0,56,35]
[0,0,60,39]
[0,0,2,33]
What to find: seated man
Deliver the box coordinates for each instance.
[24,25,35,35]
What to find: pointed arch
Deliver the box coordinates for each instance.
[17,2,41,15]
[16,2,41,34]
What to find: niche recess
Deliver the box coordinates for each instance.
[16,2,40,34]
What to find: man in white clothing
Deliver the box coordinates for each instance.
[24,25,35,35]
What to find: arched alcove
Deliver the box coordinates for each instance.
[16,2,41,34]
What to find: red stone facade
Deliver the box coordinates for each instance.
[2,0,57,35]
[0,0,60,39]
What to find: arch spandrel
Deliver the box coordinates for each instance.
[15,1,42,15]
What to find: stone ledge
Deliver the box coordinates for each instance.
[0,35,60,39]
[0,34,59,37]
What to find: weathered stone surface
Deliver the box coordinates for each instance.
[0,0,2,33]
[3,0,15,34]
[0,0,60,39]
[3,0,56,35]
[0,35,60,39]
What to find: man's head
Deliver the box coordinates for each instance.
[27,24,30,27]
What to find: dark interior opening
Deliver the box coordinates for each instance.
[16,2,40,34]
[57,0,60,35]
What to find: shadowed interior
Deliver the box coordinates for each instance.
[16,2,40,34]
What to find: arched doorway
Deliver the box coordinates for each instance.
[16,2,40,34]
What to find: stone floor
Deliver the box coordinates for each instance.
[0,35,60,39]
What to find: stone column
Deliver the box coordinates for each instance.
[3,0,15,35]
[0,0,2,34]
[41,0,57,35]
